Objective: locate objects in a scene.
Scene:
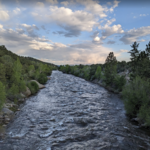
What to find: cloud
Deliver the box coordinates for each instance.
[61,1,69,6]
[134,14,149,18]
[32,6,97,37]
[119,49,128,52]
[46,0,58,4]
[98,18,124,40]
[90,31,102,43]
[110,0,120,13]
[53,30,81,37]
[13,8,21,15]
[102,24,124,37]
[0,10,9,21]
[120,26,150,44]
[36,2,45,8]
[107,40,116,44]
[16,28,25,34]
[76,0,108,18]
[0,24,3,29]
[21,24,39,37]
[41,25,46,30]
[140,14,149,17]
[0,25,122,65]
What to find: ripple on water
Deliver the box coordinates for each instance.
[0,71,150,150]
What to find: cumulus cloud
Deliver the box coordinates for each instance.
[36,2,45,8]
[110,0,120,13]
[16,28,25,34]
[32,6,97,37]
[61,1,69,6]
[0,10,9,21]
[21,24,39,37]
[99,18,124,40]
[101,24,124,39]
[120,26,150,44]
[0,25,122,65]
[91,31,102,43]
[76,0,108,18]
[13,7,21,15]
[46,0,58,4]
[0,24,3,29]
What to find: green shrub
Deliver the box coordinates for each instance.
[7,84,19,101]
[122,76,150,125]
[0,81,6,110]
[113,75,126,91]
[95,66,102,80]
[27,81,39,94]
[38,73,48,84]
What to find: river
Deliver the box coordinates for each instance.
[0,70,150,150]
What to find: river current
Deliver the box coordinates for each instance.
[0,71,150,150]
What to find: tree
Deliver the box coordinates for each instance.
[0,81,6,110]
[10,58,26,93]
[0,55,14,79]
[128,42,139,79]
[129,42,150,79]
[105,52,117,64]
[0,63,6,84]
[122,76,150,126]
[28,65,35,78]
[145,41,150,57]
[95,66,102,80]
[104,52,117,85]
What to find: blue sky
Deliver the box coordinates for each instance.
[0,0,150,65]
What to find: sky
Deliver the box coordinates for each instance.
[0,0,150,65]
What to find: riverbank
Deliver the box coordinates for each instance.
[1,71,150,150]
[0,78,50,140]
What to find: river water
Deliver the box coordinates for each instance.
[0,71,150,150]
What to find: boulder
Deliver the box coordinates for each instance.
[20,93,26,98]
[1,108,13,116]
[22,86,31,97]
[30,80,45,89]
[47,77,51,80]
[0,114,3,124]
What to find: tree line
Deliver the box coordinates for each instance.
[59,41,150,127]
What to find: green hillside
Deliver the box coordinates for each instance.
[0,45,57,109]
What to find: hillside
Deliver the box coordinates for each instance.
[0,45,57,110]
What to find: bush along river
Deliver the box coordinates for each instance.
[0,70,150,150]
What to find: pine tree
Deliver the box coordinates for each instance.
[104,52,117,85]
[145,41,150,58]
[128,42,139,70]
[105,52,117,64]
